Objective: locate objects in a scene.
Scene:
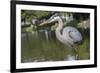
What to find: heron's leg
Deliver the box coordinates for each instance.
[69,44,79,60]
[73,47,80,60]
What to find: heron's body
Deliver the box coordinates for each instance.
[40,13,82,47]
[56,26,82,47]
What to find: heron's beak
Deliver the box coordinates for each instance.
[39,20,49,26]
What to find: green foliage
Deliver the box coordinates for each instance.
[21,10,53,21]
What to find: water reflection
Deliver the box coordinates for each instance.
[21,29,89,63]
[21,30,74,63]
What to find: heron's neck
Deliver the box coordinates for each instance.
[55,18,64,43]
[56,18,63,31]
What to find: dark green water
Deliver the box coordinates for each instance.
[21,30,90,63]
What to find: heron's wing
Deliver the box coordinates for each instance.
[69,31,82,42]
[62,28,74,46]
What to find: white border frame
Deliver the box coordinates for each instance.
[16,4,95,69]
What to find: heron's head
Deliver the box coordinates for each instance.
[48,13,61,22]
[39,13,61,26]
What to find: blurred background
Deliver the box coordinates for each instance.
[21,10,90,63]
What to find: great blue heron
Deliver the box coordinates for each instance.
[40,13,83,60]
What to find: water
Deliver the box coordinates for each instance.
[21,30,90,63]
